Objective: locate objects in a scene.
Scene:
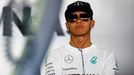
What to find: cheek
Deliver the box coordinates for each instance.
[68,24,75,29]
[86,25,91,31]
[88,22,93,29]
[85,23,91,29]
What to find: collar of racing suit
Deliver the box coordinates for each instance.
[65,43,97,54]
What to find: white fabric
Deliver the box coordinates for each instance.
[41,43,119,75]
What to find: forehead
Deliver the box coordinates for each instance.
[72,11,88,15]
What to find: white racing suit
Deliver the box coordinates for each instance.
[41,43,119,75]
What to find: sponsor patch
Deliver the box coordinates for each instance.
[64,55,73,63]
[90,56,97,64]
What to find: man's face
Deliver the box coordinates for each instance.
[66,11,95,36]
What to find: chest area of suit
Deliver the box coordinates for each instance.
[60,50,104,75]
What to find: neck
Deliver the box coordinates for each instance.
[70,34,92,49]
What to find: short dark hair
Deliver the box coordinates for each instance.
[65,1,93,21]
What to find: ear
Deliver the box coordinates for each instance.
[90,20,95,29]
[66,22,70,34]
[66,22,69,30]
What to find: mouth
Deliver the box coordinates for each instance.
[75,25,84,31]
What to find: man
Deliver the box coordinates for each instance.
[41,1,119,75]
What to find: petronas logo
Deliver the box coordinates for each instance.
[90,56,97,64]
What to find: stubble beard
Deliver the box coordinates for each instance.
[70,30,90,37]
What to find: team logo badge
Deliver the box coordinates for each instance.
[90,56,97,64]
[64,55,73,63]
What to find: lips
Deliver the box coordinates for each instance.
[75,25,84,31]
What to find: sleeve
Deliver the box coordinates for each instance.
[40,49,62,75]
[103,51,119,75]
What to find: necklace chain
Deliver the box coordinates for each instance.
[71,37,89,50]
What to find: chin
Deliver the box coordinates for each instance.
[70,30,90,36]
[72,33,88,36]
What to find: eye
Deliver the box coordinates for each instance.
[80,14,90,18]
[80,18,89,21]
[67,15,78,23]
[69,15,77,19]
[80,14,90,21]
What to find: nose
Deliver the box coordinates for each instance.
[76,17,82,23]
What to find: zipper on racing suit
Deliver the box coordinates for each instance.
[79,49,85,75]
